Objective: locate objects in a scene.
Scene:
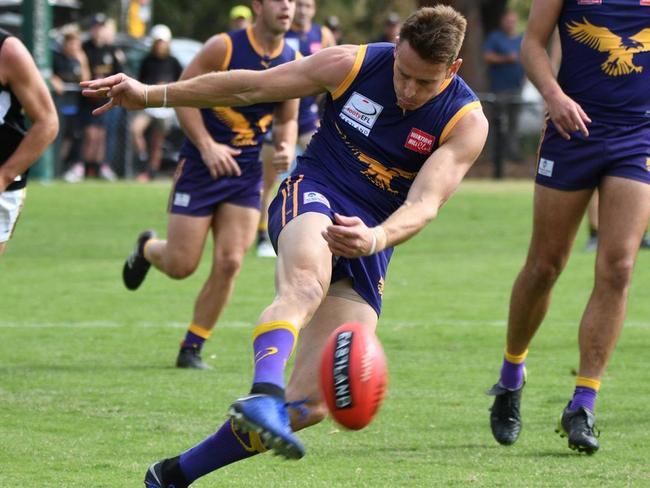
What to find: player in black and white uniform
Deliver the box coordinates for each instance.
[0,28,58,255]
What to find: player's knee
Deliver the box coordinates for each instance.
[596,255,634,292]
[525,256,565,289]
[165,256,200,279]
[214,253,244,279]
[285,276,325,311]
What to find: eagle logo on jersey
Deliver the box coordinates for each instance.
[358,152,416,195]
[212,107,273,146]
[567,18,650,76]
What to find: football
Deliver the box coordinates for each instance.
[320,322,388,430]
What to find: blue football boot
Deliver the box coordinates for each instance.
[228,394,306,460]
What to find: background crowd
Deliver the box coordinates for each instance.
[23,4,534,184]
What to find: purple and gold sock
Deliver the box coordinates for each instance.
[179,418,267,483]
[251,321,297,391]
[181,323,212,350]
[499,349,527,390]
[569,376,600,412]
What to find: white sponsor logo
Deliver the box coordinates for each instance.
[303,191,330,207]
[173,192,191,207]
[339,92,383,136]
[538,158,554,177]
[285,38,299,53]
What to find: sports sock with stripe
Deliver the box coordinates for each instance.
[569,376,600,412]
[251,321,297,392]
[499,349,527,390]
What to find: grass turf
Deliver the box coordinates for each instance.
[1,180,649,487]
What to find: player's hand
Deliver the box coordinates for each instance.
[322,213,378,258]
[545,89,591,140]
[80,73,146,115]
[272,141,294,172]
[199,140,242,179]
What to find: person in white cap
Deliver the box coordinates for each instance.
[130,24,183,181]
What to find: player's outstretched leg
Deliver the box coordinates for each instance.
[227,320,305,459]
[123,229,156,290]
[556,402,600,455]
[487,350,527,445]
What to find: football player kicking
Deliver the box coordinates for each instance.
[82,6,488,487]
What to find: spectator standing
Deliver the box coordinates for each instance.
[52,26,90,183]
[130,24,182,182]
[483,9,525,161]
[79,13,124,180]
[374,12,401,43]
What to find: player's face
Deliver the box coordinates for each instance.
[294,0,315,28]
[393,41,462,111]
[257,0,296,35]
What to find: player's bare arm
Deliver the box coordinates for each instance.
[81,45,359,114]
[0,38,58,192]
[322,107,488,258]
[523,0,590,139]
[270,98,299,172]
[175,34,242,178]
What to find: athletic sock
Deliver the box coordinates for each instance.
[251,321,297,391]
[499,349,527,390]
[569,376,600,412]
[178,418,266,483]
[181,323,212,351]
[257,221,269,244]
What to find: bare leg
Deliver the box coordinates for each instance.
[145,213,212,279]
[191,203,260,330]
[506,184,593,354]
[256,212,333,328]
[578,177,650,379]
[287,292,378,430]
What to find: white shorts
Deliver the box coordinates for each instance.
[0,188,26,243]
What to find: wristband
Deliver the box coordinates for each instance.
[368,232,377,255]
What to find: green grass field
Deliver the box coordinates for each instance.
[1,180,649,487]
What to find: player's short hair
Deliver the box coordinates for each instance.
[399,6,467,66]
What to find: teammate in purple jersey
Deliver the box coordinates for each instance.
[0,29,58,256]
[256,0,336,258]
[82,6,487,487]
[488,0,650,455]
[119,0,299,370]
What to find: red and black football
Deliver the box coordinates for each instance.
[320,322,388,430]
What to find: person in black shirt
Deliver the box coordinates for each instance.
[130,24,182,181]
[0,29,58,255]
[80,13,124,180]
[52,26,90,182]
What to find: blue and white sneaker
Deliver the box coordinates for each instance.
[143,458,188,488]
[228,394,306,460]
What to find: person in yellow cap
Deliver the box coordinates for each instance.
[230,5,253,30]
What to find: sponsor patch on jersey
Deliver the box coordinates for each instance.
[339,92,383,136]
[641,0,650,6]
[309,41,322,54]
[404,128,435,155]
[173,192,191,207]
[303,191,330,208]
[538,158,554,177]
[577,0,601,4]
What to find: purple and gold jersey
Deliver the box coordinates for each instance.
[285,24,330,134]
[558,0,650,121]
[296,43,480,221]
[179,26,299,167]
[268,44,480,315]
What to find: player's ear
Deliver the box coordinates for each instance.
[446,58,462,78]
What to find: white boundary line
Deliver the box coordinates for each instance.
[1,319,649,329]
